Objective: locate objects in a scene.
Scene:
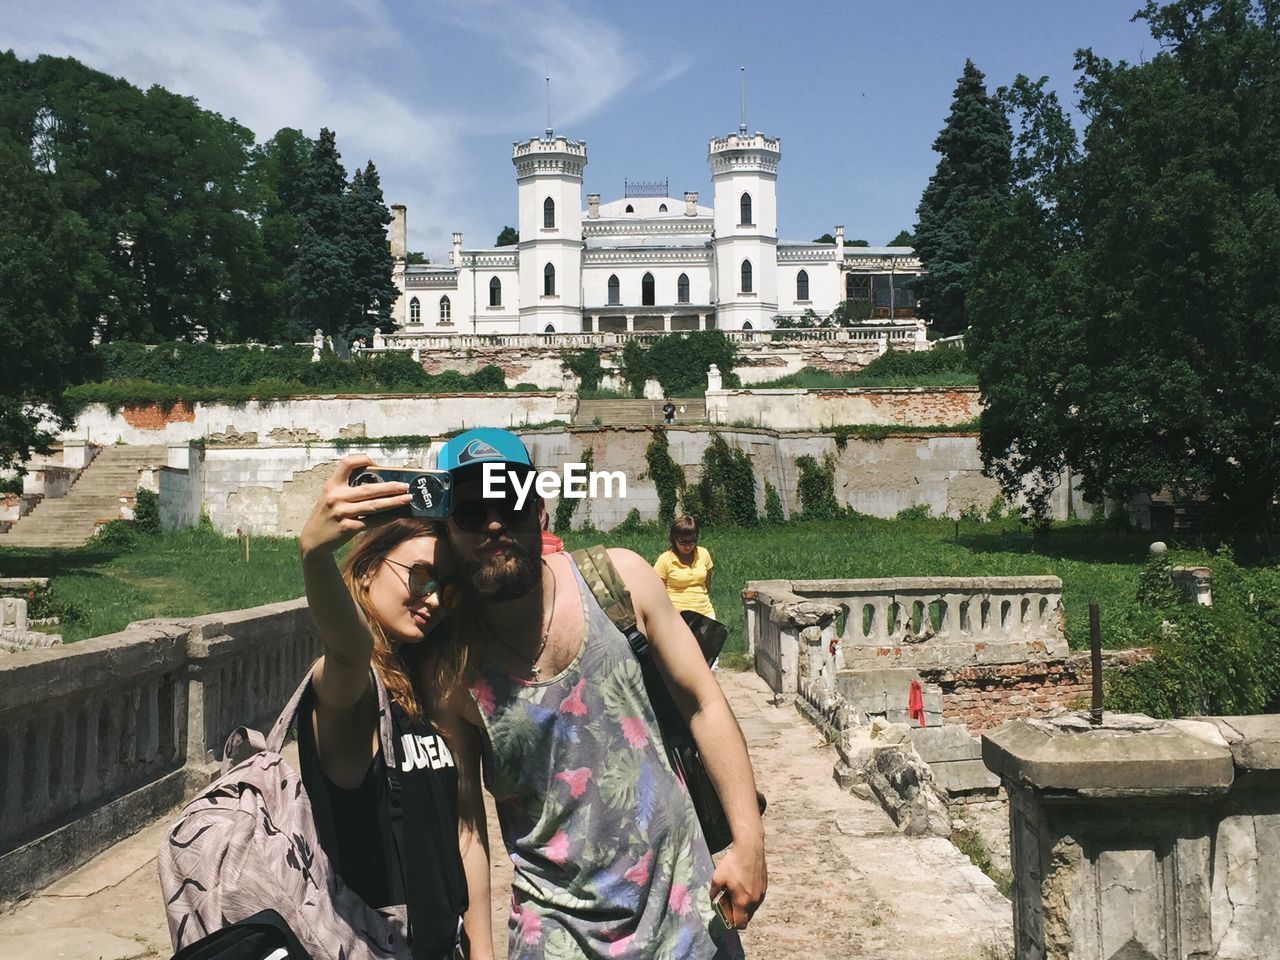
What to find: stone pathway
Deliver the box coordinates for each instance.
[0,671,1010,960]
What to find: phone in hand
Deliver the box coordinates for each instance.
[349,467,453,520]
[711,889,734,930]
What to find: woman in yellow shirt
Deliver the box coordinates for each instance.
[653,515,715,619]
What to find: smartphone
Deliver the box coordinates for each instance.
[349,467,453,520]
[711,889,734,930]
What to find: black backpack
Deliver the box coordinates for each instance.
[171,910,309,960]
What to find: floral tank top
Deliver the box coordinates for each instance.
[470,557,744,960]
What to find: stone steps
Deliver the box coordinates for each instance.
[2,446,165,549]
[574,398,707,426]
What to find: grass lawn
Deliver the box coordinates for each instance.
[2,515,1210,654]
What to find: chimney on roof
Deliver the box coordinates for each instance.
[390,204,407,260]
[587,194,600,219]
[834,224,845,256]
[685,191,698,217]
[451,232,462,266]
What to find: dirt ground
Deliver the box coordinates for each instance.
[1,671,1010,960]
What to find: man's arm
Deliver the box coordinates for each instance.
[606,548,767,930]
[435,692,495,960]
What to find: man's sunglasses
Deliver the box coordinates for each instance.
[450,493,536,533]
[383,558,447,598]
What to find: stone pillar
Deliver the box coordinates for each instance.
[390,204,407,260]
[587,194,600,219]
[982,713,1280,960]
[1171,566,1212,606]
[451,231,463,267]
[707,363,723,392]
[685,191,699,217]
[372,327,384,349]
[834,224,844,256]
[62,441,91,469]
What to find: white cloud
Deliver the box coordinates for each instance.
[6,0,651,257]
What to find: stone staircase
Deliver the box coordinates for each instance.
[1,446,165,549]
[573,398,707,426]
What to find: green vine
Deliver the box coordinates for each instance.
[644,428,685,526]
[681,432,757,527]
[554,446,593,533]
[560,349,604,392]
[764,481,785,524]
[795,453,841,520]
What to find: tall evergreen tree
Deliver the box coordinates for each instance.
[913,59,1012,335]
[291,128,357,340]
[346,160,398,336]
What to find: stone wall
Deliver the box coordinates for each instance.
[0,599,320,902]
[707,386,982,429]
[161,424,1083,537]
[60,392,569,447]
[984,713,1280,960]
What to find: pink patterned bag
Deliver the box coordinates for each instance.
[158,665,416,960]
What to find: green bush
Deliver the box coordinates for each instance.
[1107,550,1280,718]
[94,519,137,549]
[764,482,785,524]
[0,475,23,495]
[561,349,604,392]
[795,454,840,520]
[134,488,161,536]
[895,504,934,521]
[618,331,740,397]
[751,343,975,389]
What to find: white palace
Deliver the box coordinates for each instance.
[388,123,923,336]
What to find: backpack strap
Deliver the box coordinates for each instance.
[570,545,639,636]
[265,659,398,763]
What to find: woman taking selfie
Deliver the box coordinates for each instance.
[297,455,470,959]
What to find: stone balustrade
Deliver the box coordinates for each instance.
[984,712,1280,959]
[743,576,1068,698]
[0,598,320,902]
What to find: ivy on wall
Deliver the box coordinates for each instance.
[680,432,757,528]
[643,428,685,527]
[795,453,841,520]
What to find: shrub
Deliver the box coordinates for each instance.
[0,474,23,495]
[134,488,161,536]
[613,508,646,535]
[94,519,137,548]
[795,454,840,520]
[895,504,933,521]
[764,482,785,524]
[618,331,740,397]
[986,495,1006,522]
[560,349,604,392]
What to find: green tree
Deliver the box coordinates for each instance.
[813,233,868,246]
[913,59,1013,336]
[0,134,97,471]
[251,127,314,340]
[496,226,519,246]
[969,0,1280,539]
[345,161,398,337]
[888,230,914,246]
[292,128,357,341]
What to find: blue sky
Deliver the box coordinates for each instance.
[8,1,1156,258]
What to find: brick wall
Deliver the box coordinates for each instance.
[926,649,1153,731]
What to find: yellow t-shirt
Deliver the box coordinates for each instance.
[653,546,715,618]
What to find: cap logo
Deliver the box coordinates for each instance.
[459,439,502,463]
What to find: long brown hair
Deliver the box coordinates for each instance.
[340,516,469,722]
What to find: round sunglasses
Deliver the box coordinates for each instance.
[382,558,446,598]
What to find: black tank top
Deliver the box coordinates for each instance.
[298,691,467,960]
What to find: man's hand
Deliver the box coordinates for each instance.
[711,837,767,930]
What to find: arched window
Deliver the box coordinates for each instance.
[658,203,668,213]
[740,259,753,294]
[544,262,556,296]
[642,272,656,306]
[743,321,754,331]
[607,274,620,305]
[544,323,556,333]
[739,192,752,226]
[543,196,555,229]
[796,269,809,301]
[677,273,690,304]
[439,295,451,324]
[625,204,634,214]
[409,297,421,324]
[489,276,502,307]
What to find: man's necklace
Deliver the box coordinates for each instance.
[483,560,557,680]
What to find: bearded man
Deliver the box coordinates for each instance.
[433,429,766,960]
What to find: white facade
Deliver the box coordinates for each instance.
[390,128,923,335]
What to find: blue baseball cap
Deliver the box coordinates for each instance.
[437,428,534,477]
